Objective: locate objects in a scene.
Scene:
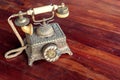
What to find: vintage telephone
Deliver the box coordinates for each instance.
[5,3,73,66]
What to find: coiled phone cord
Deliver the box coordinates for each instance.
[5,15,27,59]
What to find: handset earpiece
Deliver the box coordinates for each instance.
[56,3,69,18]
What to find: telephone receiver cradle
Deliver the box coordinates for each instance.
[5,3,73,66]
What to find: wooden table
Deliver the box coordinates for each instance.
[0,0,120,80]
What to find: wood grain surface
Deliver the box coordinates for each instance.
[0,0,120,80]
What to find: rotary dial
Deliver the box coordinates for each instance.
[43,44,59,62]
